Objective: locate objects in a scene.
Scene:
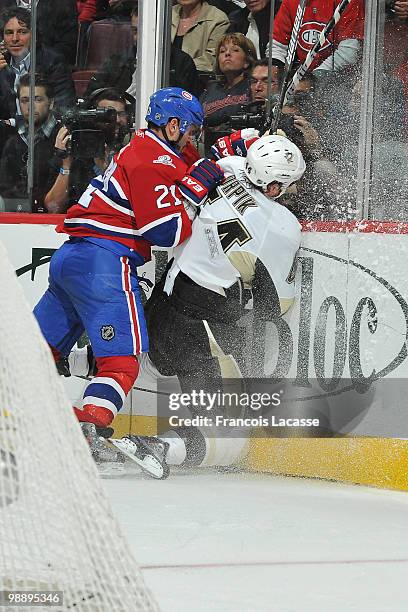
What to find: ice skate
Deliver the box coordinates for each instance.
[109,435,170,479]
[81,423,124,464]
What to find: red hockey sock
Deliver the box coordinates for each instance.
[75,355,139,427]
[49,344,62,363]
[74,404,114,428]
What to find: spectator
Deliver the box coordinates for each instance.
[77,0,98,23]
[278,74,345,219]
[229,0,281,59]
[85,6,202,98]
[172,0,230,73]
[0,7,76,122]
[267,0,365,77]
[76,0,99,67]
[250,57,278,102]
[219,64,343,219]
[0,73,60,212]
[201,32,256,150]
[44,88,131,213]
[0,0,79,66]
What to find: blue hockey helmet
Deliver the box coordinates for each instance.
[145,87,204,135]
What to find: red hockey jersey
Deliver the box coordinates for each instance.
[59,129,192,265]
[273,0,365,70]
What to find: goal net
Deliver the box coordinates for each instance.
[0,241,158,611]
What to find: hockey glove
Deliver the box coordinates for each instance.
[178,158,224,206]
[211,128,259,160]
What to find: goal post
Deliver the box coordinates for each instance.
[0,241,158,611]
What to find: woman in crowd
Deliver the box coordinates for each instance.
[172,0,229,72]
[200,32,256,149]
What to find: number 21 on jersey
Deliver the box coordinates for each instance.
[155,184,182,209]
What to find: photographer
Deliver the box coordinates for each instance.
[277,77,343,219]
[44,88,131,214]
[0,73,60,212]
[250,58,278,102]
[215,66,344,219]
[213,64,324,158]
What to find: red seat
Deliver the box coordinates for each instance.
[72,70,95,98]
[84,21,133,72]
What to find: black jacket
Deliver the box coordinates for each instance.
[201,77,252,128]
[0,0,78,65]
[0,45,76,120]
[228,3,282,58]
[0,119,60,212]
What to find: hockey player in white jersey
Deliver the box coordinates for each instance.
[109,135,306,478]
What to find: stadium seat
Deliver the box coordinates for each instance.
[84,21,133,72]
[72,70,95,99]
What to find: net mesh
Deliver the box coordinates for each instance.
[0,241,159,611]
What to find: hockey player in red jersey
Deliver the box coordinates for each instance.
[269,0,365,74]
[34,87,224,436]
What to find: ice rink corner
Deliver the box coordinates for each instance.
[105,470,408,612]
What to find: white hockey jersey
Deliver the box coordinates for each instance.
[164,156,301,300]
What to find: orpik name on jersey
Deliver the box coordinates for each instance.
[164,156,301,300]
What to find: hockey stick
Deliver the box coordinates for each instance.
[75,374,172,397]
[283,0,353,107]
[270,0,308,133]
[265,0,276,126]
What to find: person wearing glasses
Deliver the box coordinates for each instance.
[44,88,131,214]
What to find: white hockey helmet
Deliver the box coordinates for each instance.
[244,134,306,196]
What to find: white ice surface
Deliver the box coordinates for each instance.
[104,471,408,612]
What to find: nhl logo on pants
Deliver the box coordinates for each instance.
[101,325,115,341]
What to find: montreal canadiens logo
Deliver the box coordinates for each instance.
[298,21,332,53]
[181,90,193,100]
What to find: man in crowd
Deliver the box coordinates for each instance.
[242,59,343,219]
[0,73,60,212]
[0,0,78,65]
[0,6,75,122]
[33,87,224,439]
[44,87,132,213]
[250,57,278,101]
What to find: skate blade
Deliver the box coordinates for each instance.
[108,438,169,479]
[96,461,126,477]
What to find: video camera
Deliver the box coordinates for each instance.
[222,101,297,140]
[62,107,117,159]
[228,103,265,132]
